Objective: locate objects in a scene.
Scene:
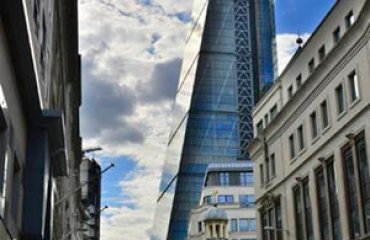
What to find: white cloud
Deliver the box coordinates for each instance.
[79,0,190,239]
[79,0,311,239]
[276,33,311,74]
[100,168,162,240]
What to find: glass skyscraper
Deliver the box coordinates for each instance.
[151,0,276,239]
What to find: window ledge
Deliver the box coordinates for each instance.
[311,135,320,145]
[321,125,331,135]
[349,97,361,110]
[298,147,307,157]
[358,233,370,240]
[290,156,298,165]
[264,178,275,188]
[336,109,347,121]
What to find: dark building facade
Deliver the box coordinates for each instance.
[80,157,102,240]
[151,0,276,239]
[0,0,81,239]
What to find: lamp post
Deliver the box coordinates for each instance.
[62,206,110,240]
[55,163,114,206]
[59,161,114,240]
[82,147,103,156]
[100,205,109,213]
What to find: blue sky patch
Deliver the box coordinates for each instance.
[275,0,336,34]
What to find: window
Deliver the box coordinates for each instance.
[308,58,315,74]
[287,85,293,100]
[310,111,318,139]
[240,219,249,232]
[249,219,257,232]
[348,71,360,102]
[220,172,229,186]
[355,134,370,233]
[261,198,283,240]
[262,211,269,240]
[198,221,202,233]
[303,180,313,240]
[294,186,304,240]
[333,27,341,44]
[33,0,39,21]
[218,195,234,204]
[264,114,269,126]
[318,45,326,62]
[346,11,355,29]
[268,208,275,240]
[316,167,330,240]
[270,105,278,121]
[270,154,276,178]
[289,134,296,159]
[10,154,22,225]
[342,144,361,238]
[240,218,256,232]
[260,164,264,187]
[320,100,329,129]
[239,195,255,208]
[266,153,270,182]
[40,15,47,70]
[33,0,40,37]
[0,126,8,216]
[240,172,253,186]
[275,199,283,240]
[296,74,302,89]
[203,195,212,205]
[335,84,345,114]
[297,125,305,151]
[231,219,238,232]
[327,160,342,240]
[257,120,264,136]
[294,179,313,240]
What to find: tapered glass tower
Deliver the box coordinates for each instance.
[151,0,276,239]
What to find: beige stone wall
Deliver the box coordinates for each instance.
[249,1,370,239]
[188,185,257,240]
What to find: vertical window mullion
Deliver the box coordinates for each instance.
[323,164,334,240]
[300,183,308,240]
[327,159,342,240]
[350,139,367,236]
[275,198,283,240]
[303,180,313,240]
[342,145,361,238]
[355,134,370,234]
[269,207,275,240]
[294,186,304,240]
[262,210,269,240]
[316,167,330,240]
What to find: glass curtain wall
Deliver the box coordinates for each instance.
[151,0,276,239]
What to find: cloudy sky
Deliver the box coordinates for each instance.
[78,0,335,239]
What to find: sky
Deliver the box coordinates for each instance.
[78,0,335,239]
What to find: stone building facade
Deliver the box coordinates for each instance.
[188,163,257,240]
[248,1,370,240]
